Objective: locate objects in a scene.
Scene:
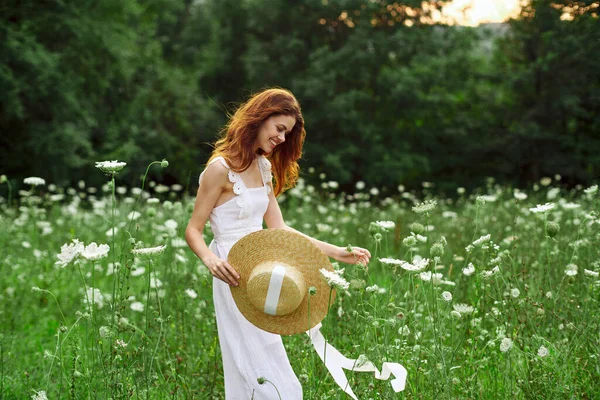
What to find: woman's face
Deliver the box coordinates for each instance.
[254,114,296,154]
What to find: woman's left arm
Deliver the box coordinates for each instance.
[263,187,371,267]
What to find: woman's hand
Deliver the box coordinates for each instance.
[332,245,371,269]
[202,253,240,286]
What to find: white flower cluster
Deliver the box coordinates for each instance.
[412,199,437,214]
[452,303,474,315]
[499,337,513,352]
[24,177,46,186]
[95,160,127,174]
[320,268,349,290]
[529,203,555,213]
[465,234,491,253]
[131,245,167,258]
[373,220,395,231]
[55,239,110,267]
[564,263,578,276]
[481,266,500,279]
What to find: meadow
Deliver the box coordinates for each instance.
[0,160,598,399]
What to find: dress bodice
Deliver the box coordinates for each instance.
[199,156,272,247]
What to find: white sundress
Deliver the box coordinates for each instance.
[198,155,303,400]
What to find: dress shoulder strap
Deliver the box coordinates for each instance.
[258,155,273,195]
[198,156,231,186]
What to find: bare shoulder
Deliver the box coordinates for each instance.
[201,160,230,190]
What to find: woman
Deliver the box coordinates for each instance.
[185,88,371,399]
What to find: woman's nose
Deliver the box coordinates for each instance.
[278,132,286,143]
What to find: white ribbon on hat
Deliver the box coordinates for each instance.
[306,323,407,399]
[264,265,286,315]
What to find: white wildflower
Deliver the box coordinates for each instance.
[31,390,48,400]
[320,268,349,290]
[130,301,144,312]
[564,264,578,276]
[441,291,453,302]
[24,177,46,186]
[529,203,555,213]
[128,211,141,220]
[185,289,198,299]
[510,288,520,298]
[472,234,491,247]
[462,263,475,276]
[95,160,127,174]
[412,200,437,214]
[499,337,513,352]
[365,284,380,293]
[584,269,599,277]
[537,345,549,357]
[452,303,474,315]
[56,239,84,268]
[513,191,527,200]
[398,325,410,336]
[379,258,405,267]
[81,242,110,261]
[131,245,167,258]
[83,287,104,309]
[481,266,500,279]
[374,220,395,231]
[561,202,580,210]
[583,184,598,195]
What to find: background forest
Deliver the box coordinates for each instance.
[1,0,599,194]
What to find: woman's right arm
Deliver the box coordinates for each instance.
[185,162,240,286]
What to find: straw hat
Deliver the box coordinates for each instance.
[228,229,337,335]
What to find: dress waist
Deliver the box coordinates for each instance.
[212,226,263,246]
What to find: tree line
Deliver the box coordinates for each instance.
[1,0,598,195]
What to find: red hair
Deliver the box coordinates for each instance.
[208,88,306,197]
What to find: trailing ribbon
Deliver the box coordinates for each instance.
[306,323,407,399]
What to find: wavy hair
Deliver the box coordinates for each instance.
[208,88,306,197]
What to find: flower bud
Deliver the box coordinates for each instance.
[545,221,560,237]
[403,236,417,247]
[430,243,444,257]
[410,222,425,234]
[0,175,7,184]
[161,159,169,168]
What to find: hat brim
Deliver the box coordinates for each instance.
[228,229,336,335]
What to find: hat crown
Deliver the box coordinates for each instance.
[247,261,306,316]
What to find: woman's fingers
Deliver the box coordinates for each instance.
[219,262,239,286]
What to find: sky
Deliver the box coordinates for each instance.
[441,0,523,26]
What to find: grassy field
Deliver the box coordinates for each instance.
[0,162,598,399]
